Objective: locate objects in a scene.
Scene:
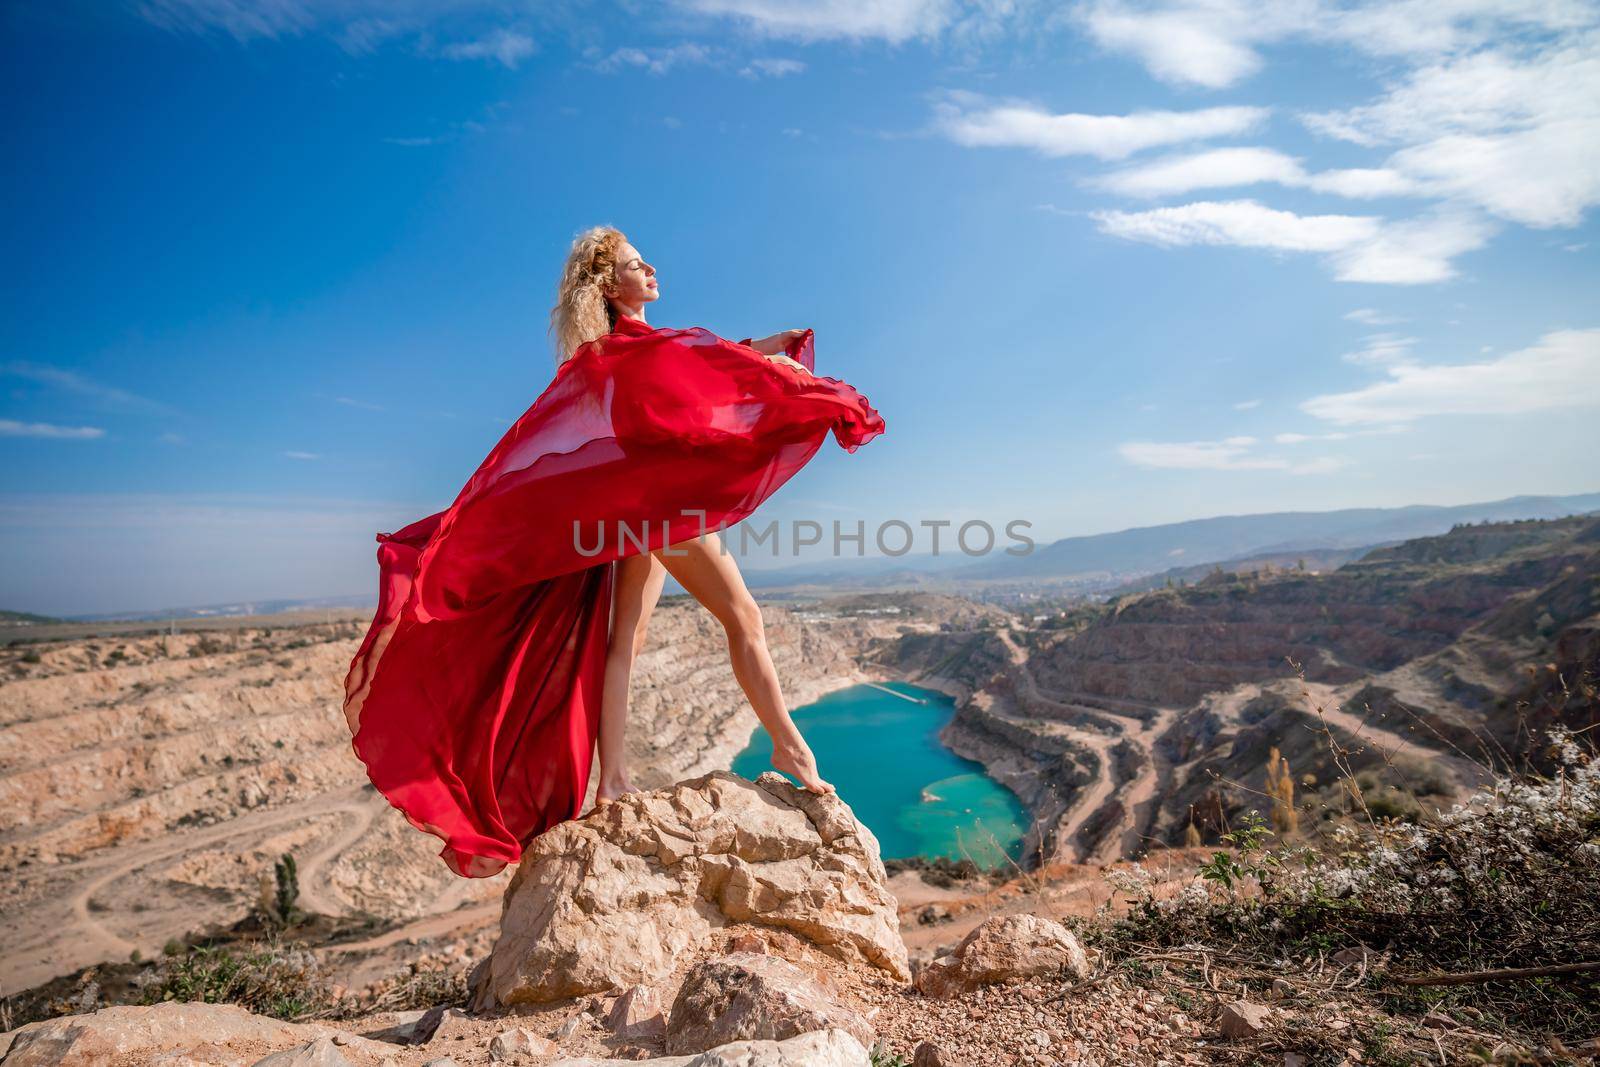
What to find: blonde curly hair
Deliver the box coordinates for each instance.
[549,225,628,366]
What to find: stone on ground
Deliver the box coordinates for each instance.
[665,952,874,1053]
[1219,1000,1273,1039]
[915,914,1089,998]
[0,1003,392,1066]
[251,1036,356,1067]
[605,985,667,1042]
[549,1027,870,1066]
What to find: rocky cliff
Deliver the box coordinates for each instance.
[0,593,967,992]
[864,516,1600,864]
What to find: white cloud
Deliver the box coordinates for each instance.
[1118,435,1343,473]
[1120,437,1280,470]
[1091,146,1301,196]
[1274,431,1348,443]
[136,0,321,41]
[1090,199,1379,253]
[1344,308,1404,325]
[597,42,714,75]
[1327,206,1497,284]
[138,0,541,69]
[1092,199,1494,284]
[1071,1,1298,88]
[439,28,534,68]
[1288,456,1348,474]
[334,395,385,411]
[0,419,106,440]
[932,91,1268,161]
[1301,35,1600,228]
[1340,333,1417,365]
[1074,4,1600,240]
[678,0,953,42]
[1,360,175,415]
[283,450,321,460]
[1072,1,1597,89]
[740,57,807,78]
[1234,398,1262,410]
[1301,327,1600,424]
[1091,145,1424,200]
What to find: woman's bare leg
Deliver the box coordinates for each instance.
[653,531,834,794]
[597,551,666,802]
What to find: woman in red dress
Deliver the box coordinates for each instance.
[342,225,884,877]
[571,231,838,805]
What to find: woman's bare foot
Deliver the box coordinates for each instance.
[595,770,639,804]
[772,744,834,795]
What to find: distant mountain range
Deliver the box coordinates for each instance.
[743,491,1600,591]
[10,492,1598,621]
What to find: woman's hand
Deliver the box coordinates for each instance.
[766,352,809,374]
[747,329,807,356]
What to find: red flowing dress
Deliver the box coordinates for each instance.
[341,313,885,877]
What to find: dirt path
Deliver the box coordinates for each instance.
[293,794,386,918]
[8,786,377,989]
[1110,706,1178,861]
[990,632,1179,865]
[1295,680,1490,792]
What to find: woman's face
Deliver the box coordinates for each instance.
[607,241,659,309]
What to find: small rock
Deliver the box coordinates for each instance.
[252,1037,355,1067]
[413,1006,475,1045]
[666,952,874,1054]
[553,1014,584,1040]
[1332,946,1372,967]
[367,1010,429,1044]
[1271,978,1294,999]
[488,1027,558,1062]
[1219,1001,1272,1040]
[605,985,667,1042]
[726,931,766,954]
[916,915,1089,998]
[422,1060,462,1067]
[1284,1055,1306,1067]
[912,1042,963,1067]
[548,1028,867,1066]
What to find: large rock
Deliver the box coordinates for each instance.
[0,1002,393,1066]
[665,952,874,1053]
[549,1027,870,1066]
[916,914,1089,998]
[472,771,910,1007]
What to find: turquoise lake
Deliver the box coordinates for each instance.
[731,681,1029,868]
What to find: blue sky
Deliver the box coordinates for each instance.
[3,0,1598,615]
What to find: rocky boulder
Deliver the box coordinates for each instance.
[916,914,1089,998]
[0,1002,393,1066]
[665,952,874,1053]
[550,1028,869,1066]
[472,771,910,1008]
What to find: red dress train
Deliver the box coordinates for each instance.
[341,314,885,877]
